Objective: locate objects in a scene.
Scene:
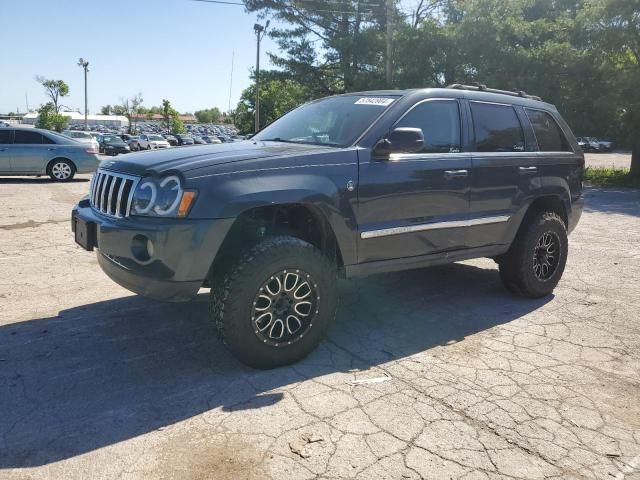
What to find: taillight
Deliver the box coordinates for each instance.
[85,146,98,154]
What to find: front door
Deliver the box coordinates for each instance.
[466,100,539,247]
[357,99,471,263]
[0,129,12,173]
[11,130,54,174]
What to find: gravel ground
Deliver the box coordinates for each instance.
[0,175,639,480]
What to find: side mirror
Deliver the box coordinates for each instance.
[374,127,424,158]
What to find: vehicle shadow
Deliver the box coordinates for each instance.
[584,186,640,217]
[0,177,90,184]
[0,262,551,468]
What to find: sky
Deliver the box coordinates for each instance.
[0,0,279,115]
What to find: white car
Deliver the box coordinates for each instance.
[138,134,170,150]
[62,130,100,151]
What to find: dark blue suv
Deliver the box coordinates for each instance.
[72,85,584,368]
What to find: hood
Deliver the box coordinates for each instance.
[98,140,340,176]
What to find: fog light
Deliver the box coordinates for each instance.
[131,234,153,263]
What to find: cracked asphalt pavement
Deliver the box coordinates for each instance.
[1,158,639,479]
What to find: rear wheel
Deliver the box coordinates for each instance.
[48,159,75,181]
[499,211,568,297]
[209,236,338,369]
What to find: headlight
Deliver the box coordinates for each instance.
[130,175,197,217]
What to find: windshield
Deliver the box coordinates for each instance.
[148,135,164,141]
[65,131,92,139]
[102,135,122,143]
[253,95,397,147]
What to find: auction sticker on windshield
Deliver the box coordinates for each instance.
[354,97,395,106]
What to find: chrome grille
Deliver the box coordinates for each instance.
[89,169,140,218]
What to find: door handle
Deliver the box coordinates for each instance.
[48,147,57,151]
[519,166,537,174]
[444,169,468,178]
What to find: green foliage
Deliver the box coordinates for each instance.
[195,107,222,123]
[234,79,313,134]
[584,167,640,188]
[120,93,144,134]
[100,105,112,115]
[35,103,69,132]
[35,77,70,114]
[161,99,185,134]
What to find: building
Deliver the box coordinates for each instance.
[21,111,129,128]
[131,113,197,123]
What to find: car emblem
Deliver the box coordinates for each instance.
[346,180,355,192]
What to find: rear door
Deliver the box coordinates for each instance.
[467,101,539,247]
[357,98,471,263]
[11,130,55,174]
[0,129,13,173]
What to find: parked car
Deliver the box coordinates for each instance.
[138,134,171,150]
[174,134,194,146]
[127,136,142,151]
[72,85,584,368]
[192,135,207,145]
[201,135,222,144]
[576,137,599,152]
[163,134,178,146]
[97,134,131,156]
[595,138,613,152]
[63,130,100,151]
[1,127,100,180]
[0,121,10,128]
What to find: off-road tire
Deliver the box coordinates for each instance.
[209,236,338,369]
[499,211,568,298]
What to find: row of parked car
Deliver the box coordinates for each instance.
[62,129,241,156]
[576,137,614,152]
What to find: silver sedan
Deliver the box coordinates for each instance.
[0,127,101,181]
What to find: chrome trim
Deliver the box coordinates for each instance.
[360,215,511,239]
[89,169,140,218]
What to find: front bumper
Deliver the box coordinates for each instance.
[72,199,234,301]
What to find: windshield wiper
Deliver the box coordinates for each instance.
[259,137,342,147]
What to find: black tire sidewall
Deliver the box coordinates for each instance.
[48,159,76,182]
[211,236,337,369]
[502,212,568,297]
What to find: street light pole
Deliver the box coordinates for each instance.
[253,21,269,133]
[77,58,90,130]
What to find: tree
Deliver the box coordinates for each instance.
[582,0,640,175]
[234,78,312,133]
[119,93,144,134]
[195,107,222,124]
[100,105,112,115]
[36,77,69,114]
[161,99,185,134]
[244,0,390,95]
[36,103,69,132]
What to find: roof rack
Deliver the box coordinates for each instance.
[447,83,542,101]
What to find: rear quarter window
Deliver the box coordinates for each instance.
[525,108,572,152]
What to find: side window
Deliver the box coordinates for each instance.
[0,129,12,144]
[41,134,55,145]
[13,130,46,144]
[525,108,571,152]
[470,102,525,152]
[395,100,461,153]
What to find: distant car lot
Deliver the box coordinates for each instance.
[0,175,639,479]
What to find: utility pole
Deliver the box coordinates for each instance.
[254,21,269,133]
[385,0,393,87]
[77,58,90,130]
[228,51,234,112]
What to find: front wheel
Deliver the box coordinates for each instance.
[48,159,75,181]
[499,211,568,298]
[209,236,338,369]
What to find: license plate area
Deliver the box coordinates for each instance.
[73,215,97,251]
